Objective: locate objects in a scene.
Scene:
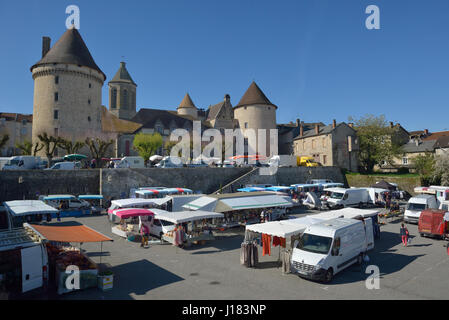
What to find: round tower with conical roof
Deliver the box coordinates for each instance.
[234,81,277,156]
[30,27,106,156]
[108,61,137,120]
[177,93,198,119]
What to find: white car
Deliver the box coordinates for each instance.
[46,161,81,170]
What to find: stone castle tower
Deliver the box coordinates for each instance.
[177,93,198,119]
[233,81,277,156]
[108,62,137,120]
[30,27,106,156]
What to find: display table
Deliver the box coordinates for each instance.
[162,232,215,247]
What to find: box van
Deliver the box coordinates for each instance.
[46,161,81,170]
[404,195,438,224]
[2,156,42,170]
[291,218,372,283]
[418,209,448,239]
[299,156,319,167]
[0,209,48,295]
[118,156,145,168]
[325,188,370,208]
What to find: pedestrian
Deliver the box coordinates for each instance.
[400,223,409,246]
[90,159,96,169]
[140,224,150,248]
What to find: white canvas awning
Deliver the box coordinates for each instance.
[246,220,307,238]
[217,195,293,212]
[307,208,380,221]
[111,197,171,208]
[152,209,224,223]
[182,196,217,211]
[4,200,58,216]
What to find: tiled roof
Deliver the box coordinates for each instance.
[422,130,449,141]
[235,81,277,109]
[131,108,194,129]
[101,106,142,133]
[435,135,449,149]
[31,27,105,80]
[401,140,436,153]
[0,113,33,123]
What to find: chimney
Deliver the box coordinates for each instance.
[389,122,394,128]
[332,119,336,129]
[315,124,319,135]
[424,129,429,135]
[120,61,126,68]
[224,94,230,103]
[42,37,51,58]
[296,118,300,127]
[299,124,304,137]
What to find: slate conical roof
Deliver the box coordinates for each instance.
[30,27,106,80]
[178,93,197,109]
[109,62,136,86]
[235,81,277,109]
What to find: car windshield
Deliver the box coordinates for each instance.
[406,203,426,211]
[330,192,344,199]
[297,233,333,254]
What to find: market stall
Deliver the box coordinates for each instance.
[108,198,170,223]
[110,208,154,240]
[243,218,319,273]
[23,223,113,295]
[150,209,224,247]
[183,192,293,229]
[41,195,92,218]
[4,200,59,227]
[78,195,104,215]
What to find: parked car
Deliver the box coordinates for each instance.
[155,156,184,168]
[45,161,81,170]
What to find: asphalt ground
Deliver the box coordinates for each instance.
[38,207,449,300]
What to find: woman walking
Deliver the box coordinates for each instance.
[400,223,409,246]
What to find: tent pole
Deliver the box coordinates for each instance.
[100,242,103,265]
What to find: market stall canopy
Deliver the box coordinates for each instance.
[237,187,266,192]
[24,223,112,243]
[183,196,217,211]
[111,198,170,208]
[43,195,76,201]
[78,195,104,200]
[151,209,224,224]
[163,188,193,194]
[112,208,154,219]
[370,180,396,191]
[264,186,293,192]
[64,154,87,161]
[246,220,307,238]
[214,194,293,213]
[4,200,58,216]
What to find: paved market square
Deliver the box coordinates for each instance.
[43,210,449,300]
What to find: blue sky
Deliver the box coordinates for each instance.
[1,0,448,132]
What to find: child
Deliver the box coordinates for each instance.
[400,223,409,246]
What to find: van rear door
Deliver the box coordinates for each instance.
[21,245,44,293]
[364,218,374,250]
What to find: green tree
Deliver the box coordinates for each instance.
[58,138,85,155]
[15,140,33,155]
[349,114,403,173]
[433,154,449,186]
[37,132,62,167]
[85,138,114,167]
[133,133,163,166]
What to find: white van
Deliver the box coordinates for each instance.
[119,156,145,168]
[404,194,438,224]
[325,188,370,208]
[2,156,42,170]
[156,156,184,168]
[46,161,81,170]
[291,218,371,283]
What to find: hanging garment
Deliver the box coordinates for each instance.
[240,243,247,265]
[252,243,258,267]
[282,250,292,274]
[262,234,272,256]
[280,237,286,248]
[273,236,281,247]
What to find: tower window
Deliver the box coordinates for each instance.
[55,76,59,84]
[54,92,59,102]
[111,88,117,109]
[89,83,92,88]
[54,110,59,120]
[88,116,91,122]
[244,122,248,129]
[88,99,91,105]
[123,89,128,109]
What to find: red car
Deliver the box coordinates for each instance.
[418,209,449,239]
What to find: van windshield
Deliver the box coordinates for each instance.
[297,233,333,254]
[330,192,344,200]
[406,203,426,211]
[8,159,20,166]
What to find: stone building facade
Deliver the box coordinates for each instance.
[0,113,33,156]
[293,121,359,171]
